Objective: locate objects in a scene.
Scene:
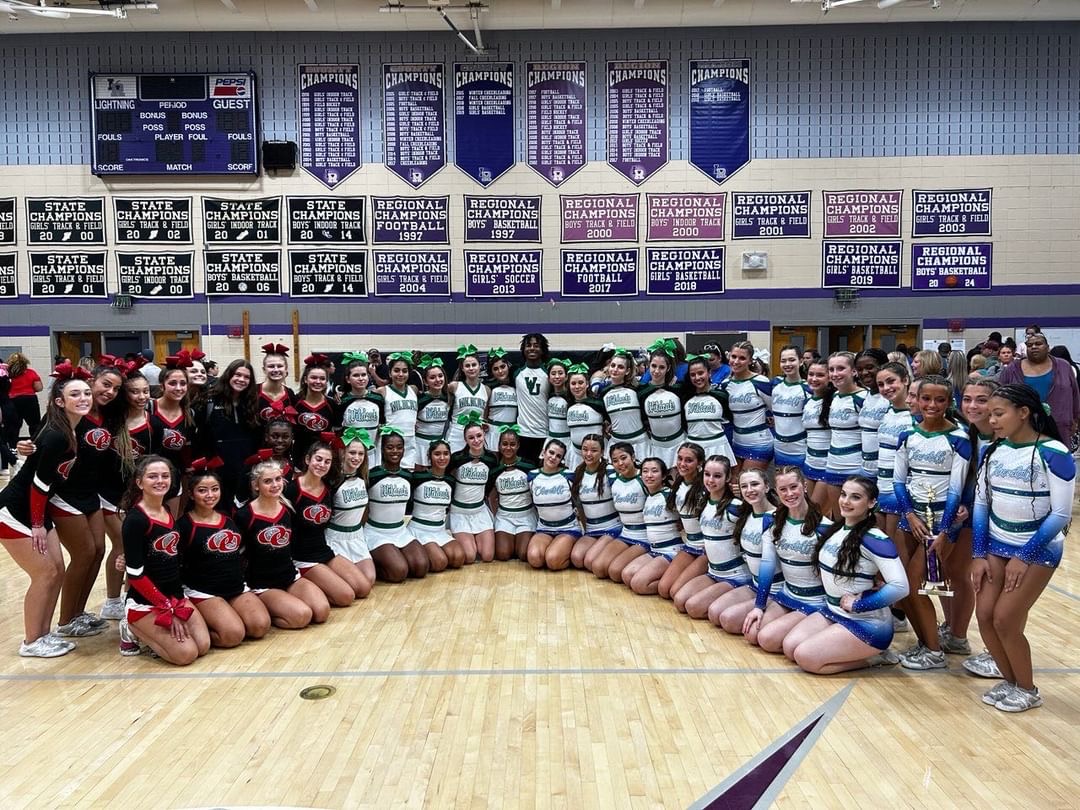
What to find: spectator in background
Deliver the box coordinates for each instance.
[367,348,389,388]
[912,349,943,378]
[705,345,731,387]
[77,356,96,373]
[969,354,987,376]
[997,333,1080,447]
[937,342,953,360]
[140,348,162,394]
[800,348,821,378]
[5,352,43,440]
[204,359,219,388]
[996,341,1017,369]
[53,354,69,367]
[979,340,1001,376]
[0,360,17,479]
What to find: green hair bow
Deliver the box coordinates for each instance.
[386,351,413,364]
[341,427,374,449]
[546,357,571,370]
[684,353,706,363]
[567,363,590,375]
[457,344,479,359]
[488,347,508,359]
[378,425,405,437]
[648,338,677,357]
[341,351,369,365]
[611,347,634,360]
[456,410,485,427]
[498,423,522,435]
[418,354,444,370]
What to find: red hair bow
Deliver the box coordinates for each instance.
[262,343,289,356]
[304,353,329,367]
[243,448,274,467]
[268,398,298,423]
[318,431,345,451]
[189,456,224,472]
[175,349,206,367]
[51,361,91,381]
[165,354,193,370]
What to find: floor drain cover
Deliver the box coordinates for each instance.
[299,685,336,700]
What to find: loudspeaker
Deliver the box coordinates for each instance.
[262,140,297,170]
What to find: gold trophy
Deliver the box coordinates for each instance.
[917,482,953,597]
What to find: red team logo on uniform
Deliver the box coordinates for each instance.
[256,525,291,548]
[206,529,242,553]
[85,428,112,450]
[131,438,146,459]
[153,531,181,556]
[298,411,329,432]
[162,429,186,451]
[302,504,332,525]
[259,405,276,423]
[57,458,76,480]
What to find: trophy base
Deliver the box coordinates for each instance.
[919,582,954,597]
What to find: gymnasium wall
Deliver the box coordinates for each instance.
[0,23,1078,367]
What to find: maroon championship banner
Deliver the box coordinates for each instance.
[607,60,668,185]
[372,249,451,297]
[561,194,638,243]
[525,62,587,187]
[823,190,902,238]
[646,193,725,241]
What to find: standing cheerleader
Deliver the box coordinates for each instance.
[285,438,366,605]
[256,343,295,424]
[0,367,90,657]
[199,359,261,508]
[742,467,829,652]
[639,342,686,469]
[177,459,271,648]
[524,439,579,570]
[565,365,606,470]
[589,441,650,581]
[121,455,211,664]
[490,426,537,562]
[448,415,498,563]
[378,353,421,470]
[971,384,1075,712]
[513,333,552,464]
[485,349,518,453]
[801,360,833,498]
[182,350,209,418]
[771,345,810,469]
[683,356,735,465]
[544,358,573,461]
[292,354,337,466]
[788,476,909,674]
[324,428,375,596]
[364,429,429,581]
[675,456,750,618]
[602,350,649,462]
[151,358,197,508]
[817,351,866,518]
[340,352,384,469]
[710,468,778,633]
[446,345,490,454]
[236,459,327,628]
[656,443,709,599]
[572,434,621,570]
[893,374,971,670]
[415,356,451,462]
[856,349,891,480]
[874,362,914,539]
[621,457,683,594]
[722,341,774,472]
[410,440,467,572]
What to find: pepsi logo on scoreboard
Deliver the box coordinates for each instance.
[211,75,250,97]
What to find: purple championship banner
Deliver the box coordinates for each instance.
[689,59,751,184]
[821,241,902,289]
[28,251,108,298]
[911,243,993,291]
[731,191,811,239]
[372,250,451,297]
[645,247,725,296]
[560,248,638,298]
[646,193,725,241]
[607,60,668,185]
[298,64,361,190]
[561,194,638,243]
[383,64,445,189]
[204,250,281,296]
[464,196,541,243]
[116,251,194,298]
[0,253,17,298]
[823,190,902,238]
[372,196,449,245]
[912,188,992,237]
[0,197,14,245]
[454,63,515,187]
[464,250,542,298]
[525,62,587,187]
[289,249,367,297]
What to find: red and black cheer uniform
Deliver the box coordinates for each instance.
[148,401,196,477]
[235,502,298,591]
[123,504,190,625]
[51,414,115,516]
[176,512,247,601]
[291,398,339,466]
[98,415,151,514]
[0,427,76,538]
[256,384,296,425]
[283,479,335,566]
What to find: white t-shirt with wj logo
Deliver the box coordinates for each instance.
[514,366,551,438]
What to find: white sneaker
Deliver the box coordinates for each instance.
[19,636,72,658]
[940,632,972,655]
[56,614,106,637]
[892,615,911,633]
[899,645,947,670]
[866,649,900,667]
[962,650,1002,679]
[118,620,141,656]
[995,684,1043,713]
[44,632,76,653]
[981,681,1013,706]
[99,598,125,621]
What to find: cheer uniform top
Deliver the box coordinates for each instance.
[673,481,704,555]
[529,468,579,535]
[485,384,519,453]
[123,505,185,621]
[0,427,76,537]
[256,384,296,424]
[447,380,489,453]
[292,398,337,466]
[565,398,606,467]
[341,392,384,467]
[52,416,114,516]
[284,479,335,566]
[545,392,571,446]
[642,488,681,558]
[603,385,648,458]
[894,424,971,539]
[415,392,451,456]
[739,511,781,597]
[611,474,649,546]
[818,526,908,650]
[365,466,414,548]
[235,503,299,591]
[383,386,420,469]
[492,458,537,535]
[802,396,830,482]
[513,365,551,440]
[149,401,196,477]
[177,512,246,600]
[973,438,1075,567]
[858,392,891,478]
[825,389,866,486]
[324,473,369,563]
[771,379,809,468]
[575,466,621,536]
[640,385,686,468]
[723,374,774,462]
[448,450,497,534]
[875,406,914,515]
[700,497,751,585]
[756,516,830,614]
[409,470,455,545]
[684,391,735,464]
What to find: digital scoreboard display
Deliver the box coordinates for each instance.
[90,73,258,175]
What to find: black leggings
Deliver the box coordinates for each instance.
[11,395,41,440]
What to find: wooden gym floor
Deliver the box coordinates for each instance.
[1,506,1079,808]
